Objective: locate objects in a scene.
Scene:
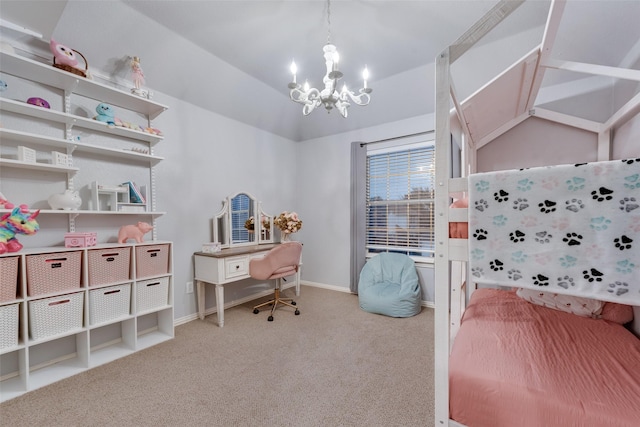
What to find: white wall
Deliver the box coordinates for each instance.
[295,113,436,303]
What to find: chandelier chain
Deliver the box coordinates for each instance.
[326,0,331,45]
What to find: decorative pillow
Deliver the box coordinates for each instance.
[600,302,634,324]
[516,288,604,318]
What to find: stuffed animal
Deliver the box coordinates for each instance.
[95,103,115,125]
[50,39,78,67]
[118,221,153,243]
[0,205,40,254]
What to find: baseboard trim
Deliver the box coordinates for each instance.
[174,281,434,326]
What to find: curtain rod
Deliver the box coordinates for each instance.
[359,130,434,147]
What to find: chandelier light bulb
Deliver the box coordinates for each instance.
[290,61,297,83]
[362,66,369,88]
[303,80,310,92]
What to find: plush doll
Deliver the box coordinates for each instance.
[0,205,40,254]
[50,39,78,68]
[95,103,115,125]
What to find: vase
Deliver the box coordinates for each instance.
[281,232,291,243]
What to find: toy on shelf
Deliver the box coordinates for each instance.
[50,39,88,78]
[48,190,81,210]
[95,103,116,125]
[27,97,50,109]
[130,56,147,98]
[118,221,153,243]
[0,205,40,254]
[65,232,97,248]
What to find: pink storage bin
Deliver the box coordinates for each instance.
[26,251,82,296]
[135,244,170,279]
[88,247,131,287]
[65,232,97,248]
[0,256,20,302]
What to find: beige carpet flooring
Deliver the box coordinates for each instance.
[0,285,435,426]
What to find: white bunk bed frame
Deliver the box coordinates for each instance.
[433,1,640,426]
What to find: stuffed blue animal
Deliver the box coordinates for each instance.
[95,103,115,125]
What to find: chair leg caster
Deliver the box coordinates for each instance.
[295,309,300,315]
[291,301,297,306]
[253,308,259,314]
[268,315,274,322]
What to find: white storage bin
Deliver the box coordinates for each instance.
[89,283,131,325]
[136,277,169,313]
[28,292,84,340]
[0,303,19,350]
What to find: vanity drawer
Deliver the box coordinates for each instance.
[225,256,249,279]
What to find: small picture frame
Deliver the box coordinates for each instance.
[17,146,36,163]
[52,151,71,167]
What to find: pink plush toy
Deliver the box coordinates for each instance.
[50,39,78,67]
[118,222,153,243]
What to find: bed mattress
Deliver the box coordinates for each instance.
[449,288,640,427]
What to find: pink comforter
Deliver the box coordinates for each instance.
[449,289,640,427]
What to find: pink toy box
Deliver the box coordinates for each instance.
[65,232,97,248]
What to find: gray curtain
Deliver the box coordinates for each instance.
[350,141,367,293]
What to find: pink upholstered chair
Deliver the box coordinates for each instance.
[250,242,303,321]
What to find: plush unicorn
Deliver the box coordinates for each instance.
[0,205,40,254]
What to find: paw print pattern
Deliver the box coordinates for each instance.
[590,216,611,231]
[532,274,550,286]
[513,198,529,211]
[475,180,490,192]
[534,231,552,244]
[473,229,488,241]
[511,251,527,263]
[614,235,633,251]
[607,281,629,296]
[489,259,504,271]
[492,215,507,226]
[563,233,582,246]
[616,260,635,274]
[591,187,614,202]
[557,275,575,289]
[474,199,489,212]
[622,158,640,165]
[517,178,533,191]
[559,255,577,267]
[472,267,483,278]
[624,174,640,190]
[583,268,604,283]
[471,249,485,261]
[494,190,509,202]
[538,200,556,213]
[509,230,525,243]
[619,197,639,212]
[566,177,586,191]
[565,199,584,213]
[507,269,522,281]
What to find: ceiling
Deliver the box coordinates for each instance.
[1,1,639,141]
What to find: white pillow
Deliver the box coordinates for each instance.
[516,288,604,318]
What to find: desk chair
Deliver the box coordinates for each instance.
[249,242,302,321]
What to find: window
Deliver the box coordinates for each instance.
[366,141,435,260]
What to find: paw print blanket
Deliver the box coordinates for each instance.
[468,158,640,304]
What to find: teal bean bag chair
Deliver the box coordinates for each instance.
[358,253,422,317]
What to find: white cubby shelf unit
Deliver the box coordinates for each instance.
[0,241,174,403]
[0,49,174,402]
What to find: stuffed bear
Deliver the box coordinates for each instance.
[95,103,115,125]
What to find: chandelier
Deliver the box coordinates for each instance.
[287,0,372,118]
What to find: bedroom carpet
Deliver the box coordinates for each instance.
[0,285,435,426]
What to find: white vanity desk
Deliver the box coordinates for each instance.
[194,244,301,327]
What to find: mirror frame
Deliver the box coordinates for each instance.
[213,192,273,248]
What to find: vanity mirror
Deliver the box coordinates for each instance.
[213,192,273,248]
